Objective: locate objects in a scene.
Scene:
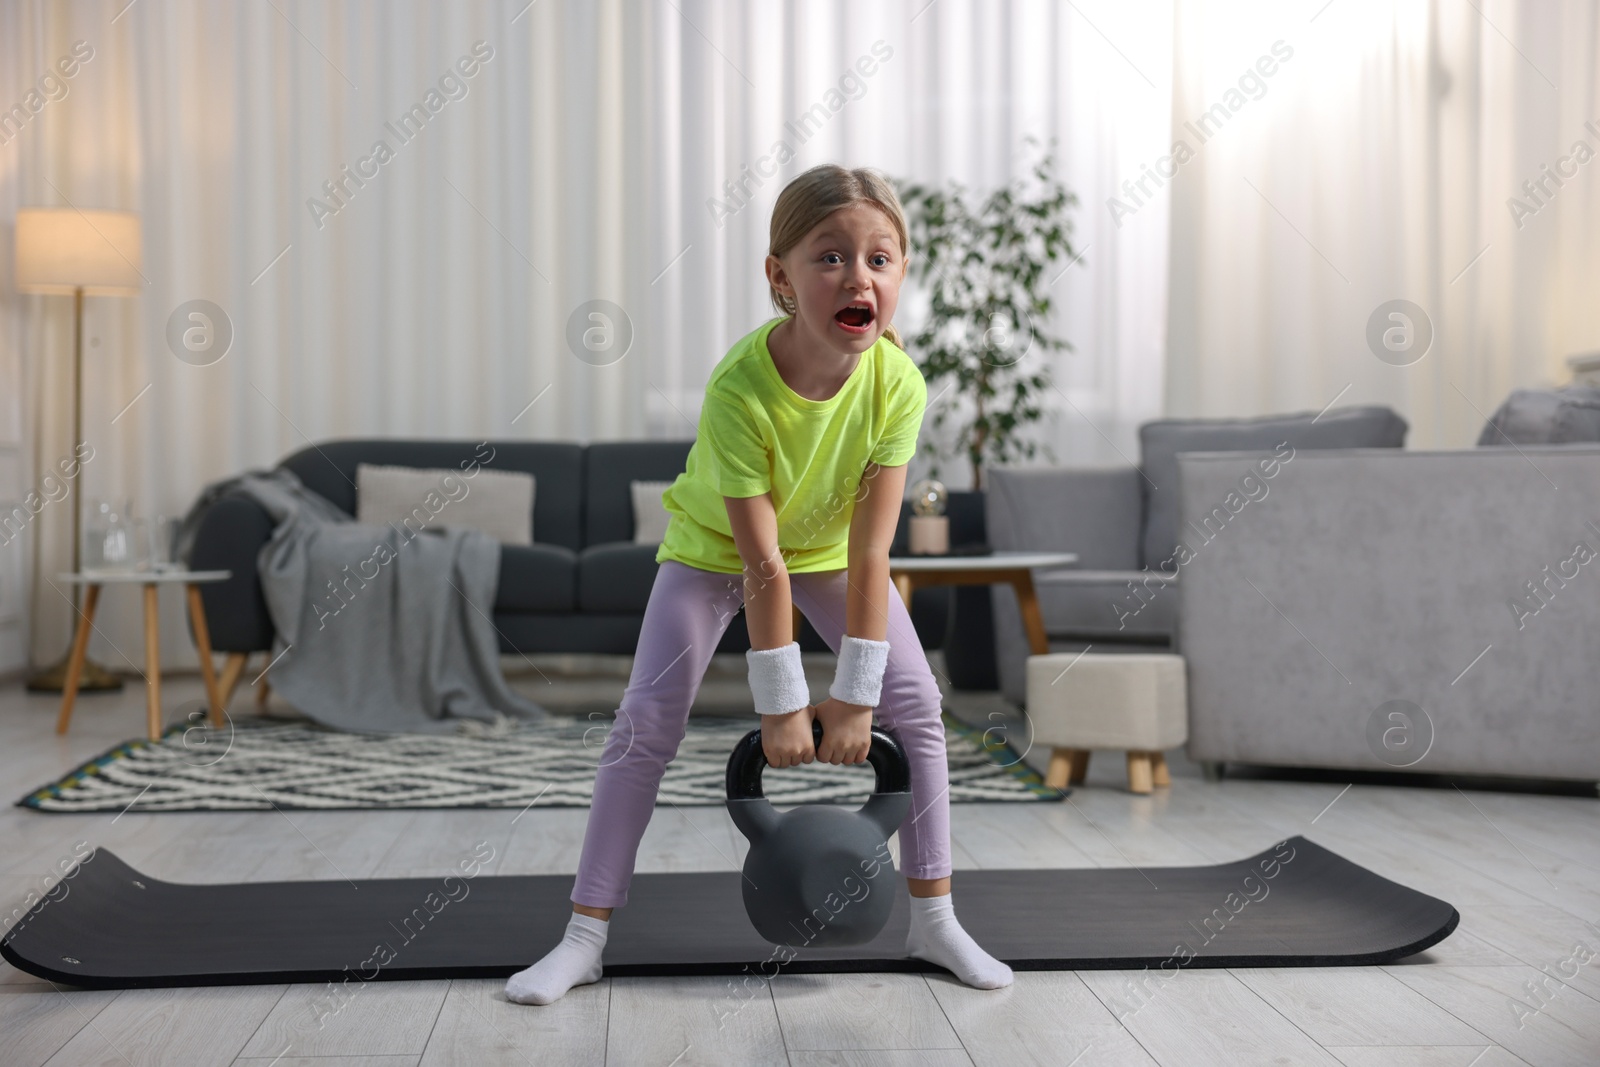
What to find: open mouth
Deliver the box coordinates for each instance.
[834,304,875,331]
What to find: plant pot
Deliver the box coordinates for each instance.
[909,515,949,555]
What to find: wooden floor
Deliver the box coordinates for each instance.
[2,655,1597,1067]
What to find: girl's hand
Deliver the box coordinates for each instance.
[812,696,873,764]
[761,704,817,769]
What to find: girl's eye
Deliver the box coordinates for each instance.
[822,252,891,266]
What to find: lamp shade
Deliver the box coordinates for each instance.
[15,208,142,296]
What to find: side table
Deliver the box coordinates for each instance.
[54,569,232,741]
[887,550,1079,655]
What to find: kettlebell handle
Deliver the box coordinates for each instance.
[726,718,912,801]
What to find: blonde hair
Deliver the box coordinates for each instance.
[767,164,909,350]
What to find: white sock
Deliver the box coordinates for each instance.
[505,912,609,1005]
[905,893,1013,989]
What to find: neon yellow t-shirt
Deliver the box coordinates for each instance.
[655,316,927,575]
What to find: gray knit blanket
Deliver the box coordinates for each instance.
[175,468,549,735]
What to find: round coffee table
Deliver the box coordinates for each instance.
[888,550,1078,655]
[54,568,232,741]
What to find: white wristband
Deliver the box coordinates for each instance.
[829,635,890,708]
[746,641,810,716]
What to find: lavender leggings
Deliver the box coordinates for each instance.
[570,559,952,908]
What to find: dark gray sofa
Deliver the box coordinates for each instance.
[185,438,993,666]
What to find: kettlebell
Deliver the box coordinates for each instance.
[725,718,912,948]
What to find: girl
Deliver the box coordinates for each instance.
[506,164,1013,1005]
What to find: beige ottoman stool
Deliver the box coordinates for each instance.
[1025,652,1187,794]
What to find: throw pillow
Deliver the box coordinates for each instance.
[1476,386,1600,446]
[356,463,534,545]
[631,479,675,544]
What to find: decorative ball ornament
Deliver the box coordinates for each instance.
[910,478,948,518]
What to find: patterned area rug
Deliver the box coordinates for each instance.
[18,711,1062,812]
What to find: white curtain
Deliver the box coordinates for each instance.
[1166,0,1600,446]
[1,0,1172,673]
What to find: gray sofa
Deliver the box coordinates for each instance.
[1177,445,1600,782]
[983,406,1408,707]
[185,438,974,660]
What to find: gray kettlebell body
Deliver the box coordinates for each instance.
[726,720,912,948]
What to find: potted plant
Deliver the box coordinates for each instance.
[893,137,1079,491]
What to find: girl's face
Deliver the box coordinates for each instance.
[766,202,909,356]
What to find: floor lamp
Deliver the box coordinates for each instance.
[15,207,143,693]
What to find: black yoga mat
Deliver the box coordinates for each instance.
[2,836,1456,989]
